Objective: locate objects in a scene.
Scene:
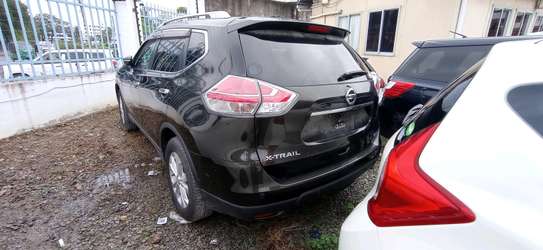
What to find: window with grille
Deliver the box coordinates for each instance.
[488,8,512,37]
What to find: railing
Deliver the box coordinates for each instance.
[0,0,122,82]
[137,1,182,42]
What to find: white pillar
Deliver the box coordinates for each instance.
[454,0,468,38]
[114,0,141,58]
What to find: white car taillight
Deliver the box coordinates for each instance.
[203,75,298,117]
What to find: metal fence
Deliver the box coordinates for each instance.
[137,1,181,42]
[0,0,122,82]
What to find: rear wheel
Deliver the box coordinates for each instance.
[165,137,211,222]
[117,94,137,131]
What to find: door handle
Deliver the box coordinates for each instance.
[158,88,170,95]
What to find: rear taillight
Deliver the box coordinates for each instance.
[368,123,475,227]
[384,81,414,98]
[204,75,298,117]
[112,60,118,68]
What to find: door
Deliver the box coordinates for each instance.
[139,31,192,143]
[120,40,159,127]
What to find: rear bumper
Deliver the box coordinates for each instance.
[202,148,379,220]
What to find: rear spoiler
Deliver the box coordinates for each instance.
[229,20,349,39]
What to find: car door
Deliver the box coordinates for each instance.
[119,40,159,127]
[139,30,191,143]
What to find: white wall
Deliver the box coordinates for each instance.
[0,73,117,139]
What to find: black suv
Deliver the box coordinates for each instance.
[379,36,543,137]
[115,17,380,221]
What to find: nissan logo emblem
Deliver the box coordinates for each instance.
[345,87,357,105]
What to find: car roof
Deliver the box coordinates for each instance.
[413,36,543,48]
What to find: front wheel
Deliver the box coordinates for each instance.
[165,137,211,222]
[117,94,137,131]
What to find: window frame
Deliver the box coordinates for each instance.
[337,13,362,50]
[132,39,160,71]
[146,29,208,76]
[364,7,400,56]
[486,7,513,37]
[511,11,534,36]
[532,15,543,33]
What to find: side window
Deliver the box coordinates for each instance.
[133,40,158,70]
[153,37,188,72]
[186,32,206,66]
[507,83,543,137]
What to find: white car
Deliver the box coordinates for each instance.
[2,49,117,79]
[340,38,543,250]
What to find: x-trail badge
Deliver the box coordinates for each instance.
[345,87,357,105]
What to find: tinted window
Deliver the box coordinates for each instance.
[153,38,188,72]
[366,9,398,53]
[366,11,381,52]
[240,31,366,86]
[133,40,158,70]
[507,83,543,137]
[381,9,398,52]
[186,32,205,66]
[395,45,490,83]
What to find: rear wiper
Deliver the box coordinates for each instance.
[337,70,367,82]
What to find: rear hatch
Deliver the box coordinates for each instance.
[238,22,378,183]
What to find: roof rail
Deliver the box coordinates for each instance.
[160,11,231,27]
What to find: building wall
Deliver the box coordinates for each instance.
[311,0,541,79]
[205,0,296,18]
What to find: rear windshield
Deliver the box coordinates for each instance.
[239,30,367,86]
[395,45,491,83]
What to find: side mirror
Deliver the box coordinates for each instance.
[123,56,133,66]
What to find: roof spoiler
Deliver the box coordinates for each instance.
[237,21,349,38]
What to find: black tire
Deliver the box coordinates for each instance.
[117,94,137,131]
[165,137,211,222]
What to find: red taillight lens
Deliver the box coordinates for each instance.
[368,124,475,227]
[307,24,331,33]
[384,81,415,98]
[204,75,297,116]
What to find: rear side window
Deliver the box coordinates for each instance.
[239,30,366,86]
[395,45,491,84]
[153,38,188,72]
[507,83,543,137]
[186,32,206,66]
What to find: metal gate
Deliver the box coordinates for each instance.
[0,0,122,82]
[136,1,181,43]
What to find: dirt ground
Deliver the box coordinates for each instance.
[0,108,378,250]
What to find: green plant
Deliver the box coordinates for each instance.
[306,233,338,250]
[344,201,356,214]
